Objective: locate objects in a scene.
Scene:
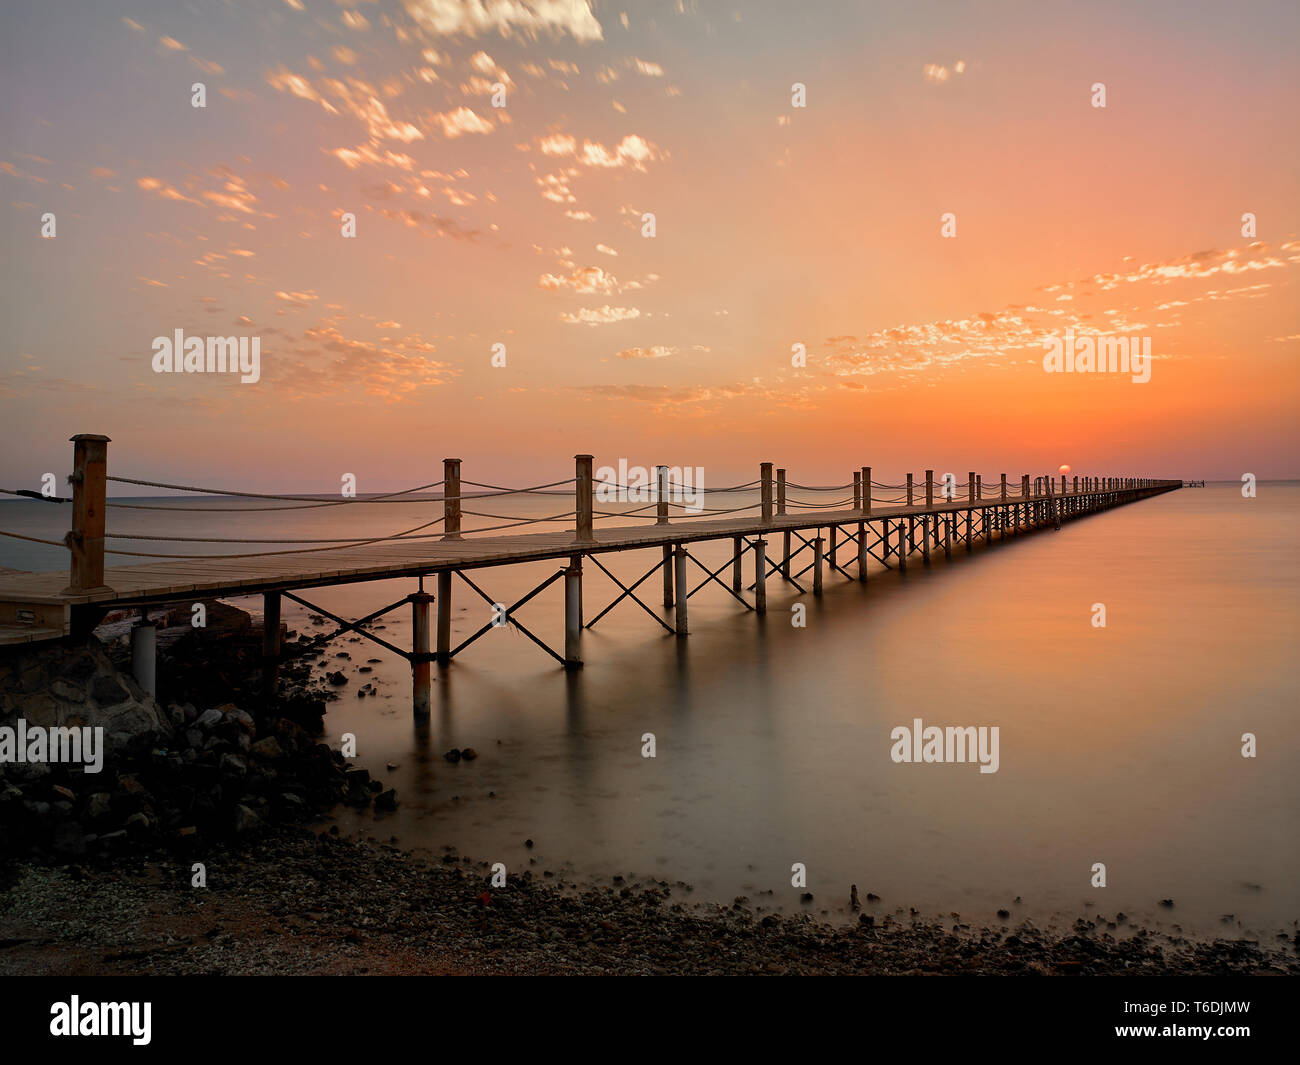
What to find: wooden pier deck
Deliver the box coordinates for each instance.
[0,490,1167,609]
[0,436,1180,711]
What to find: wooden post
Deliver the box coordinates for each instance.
[673,546,688,635]
[761,462,773,523]
[906,473,913,507]
[853,471,861,511]
[813,536,824,595]
[64,433,110,594]
[656,465,669,525]
[897,520,907,573]
[943,512,951,558]
[829,525,838,571]
[925,469,933,509]
[777,468,787,516]
[436,571,452,664]
[662,545,674,607]
[442,458,462,539]
[754,538,767,615]
[411,588,432,716]
[857,521,868,582]
[1001,474,1007,502]
[1073,475,1079,494]
[921,515,930,563]
[862,467,872,515]
[782,529,791,578]
[262,591,281,693]
[732,536,743,593]
[564,556,583,668]
[575,454,594,542]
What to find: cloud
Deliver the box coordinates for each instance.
[560,305,641,326]
[536,131,661,171]
[431,106,494,137]
[615,345,676,359]
[538,265,619,294]
[632,58,664,76]
[403,0,603,42]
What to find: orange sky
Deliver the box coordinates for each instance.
[2,0,1298,492]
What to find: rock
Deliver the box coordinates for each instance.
[51,679,86,703]
[375,788,398,811]
[250,737,283,761]
[326,671,348,686]
[443,748,462,763]
[232,804,260,833]
[90,674,130,707]
[218,752,248,777]
[800,892,814,903]
[196,707,224,729]
[226,708,256,737]
[1159,899,1174,908]
[124,811,151,834]
[460,747,478,761]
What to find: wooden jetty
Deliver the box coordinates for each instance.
[0,435,1180,715]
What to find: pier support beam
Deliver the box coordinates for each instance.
[813,536,824,595]
[564,557,583,668]
[921,516,930,564]
[857,522,868,582]
[662,545,674,607]
[261,591,281,693]
[732,537,743,593]
[131,611,156,699]
[436,571,452,664]
[411,589,432,716]
[673,546,689,635]
[754,538,767,615]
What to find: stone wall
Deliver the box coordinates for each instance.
[0,637,172,774]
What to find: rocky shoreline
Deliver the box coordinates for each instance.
[1,599,1296,976]
[1,601,396,860]
[2,824,1295,976]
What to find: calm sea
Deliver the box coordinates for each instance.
[3,482,1297,939]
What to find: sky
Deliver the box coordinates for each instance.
[2,0,1298,495]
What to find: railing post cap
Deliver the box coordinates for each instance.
[443,456,462,463]
[70,434,111,442]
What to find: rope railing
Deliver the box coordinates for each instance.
[5,439,1172,585]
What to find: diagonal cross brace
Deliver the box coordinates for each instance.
[586,553,674,633]
[450,567,567,664]
[684,546,755,610]
[281,591,413,661]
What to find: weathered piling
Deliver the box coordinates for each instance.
[442,458,462,539]
[64,434,110,594]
